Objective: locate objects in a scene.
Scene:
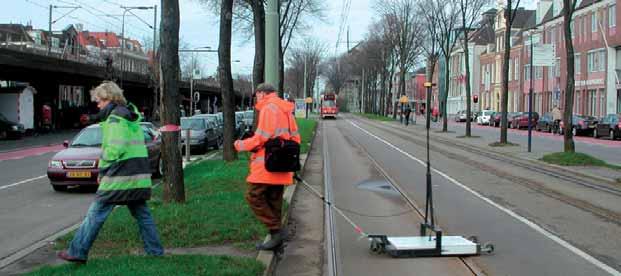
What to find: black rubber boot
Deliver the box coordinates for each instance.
[256,230,285,251]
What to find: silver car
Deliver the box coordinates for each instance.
[180,117,220,152]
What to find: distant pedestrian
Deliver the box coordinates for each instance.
[404,104,412,126]
[234,83,301,251]
[552,105,562,133]
[57,81,163,264]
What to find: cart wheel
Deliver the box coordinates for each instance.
[468,236,479,244]
[369,240,383,254]
[482,242,494,254]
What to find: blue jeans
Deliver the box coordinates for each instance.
[68,200,164,259]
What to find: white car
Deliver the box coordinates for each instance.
[477,110,494,125]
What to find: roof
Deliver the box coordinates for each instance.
[512,9,536,29]
[0,24,34,42]
[470,16,496,45]
[89,32,121,48]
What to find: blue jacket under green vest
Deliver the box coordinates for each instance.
[96,103,151,204]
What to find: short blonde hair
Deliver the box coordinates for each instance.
[90,81,127,105]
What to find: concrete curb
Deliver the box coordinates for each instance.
[258,123,319,276]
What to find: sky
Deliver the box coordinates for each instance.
[2,0,538,78]
[2,0,375,78]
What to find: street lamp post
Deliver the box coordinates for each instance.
[119,5,155,88]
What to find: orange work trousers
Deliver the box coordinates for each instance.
[245,183,285,231]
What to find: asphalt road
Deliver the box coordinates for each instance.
[321,119,474,276]
[0,152,94,266]
[325,115,620,276]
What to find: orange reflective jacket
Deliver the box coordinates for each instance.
[234,93,301,185]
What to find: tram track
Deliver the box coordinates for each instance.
[336,120,486,276]
[350,116,621,227]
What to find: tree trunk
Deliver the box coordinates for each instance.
[500,3,512,144]
[252,0,265,89]
[159,0,184,203]
[442,55,450,132]
[463,22,472,137]
[562,2,576,152]
[219,0,237,161]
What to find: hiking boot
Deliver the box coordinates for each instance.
[57,251,87,264]
[256,230,285,251]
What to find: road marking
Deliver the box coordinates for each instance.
[348,120,621,276]
[0,175,47,191]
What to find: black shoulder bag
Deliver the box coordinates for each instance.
[264,108,301,172]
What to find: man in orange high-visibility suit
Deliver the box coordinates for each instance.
[234,83,301,251]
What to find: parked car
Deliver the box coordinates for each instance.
[47,124,162,192]
[477,110,495,125]
[454,110,468,122]
[558,115,598,136]
[180,117,220,152]
[0,112,25,139]
[593,113,621,140]
[235,111,248,137]
[243,111,255,128]
[193,114,223,145]
[535,112,554,132]
[512,112,539,129]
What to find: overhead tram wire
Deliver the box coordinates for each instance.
[58,0,152,37]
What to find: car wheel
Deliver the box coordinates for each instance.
[548,124,552,133]
[611,130,616,141]
[154,156,163,178]
[52,185,67,192]
[212,139,220,150]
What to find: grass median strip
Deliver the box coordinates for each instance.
[358,113,395,122]
[296,118,317,154]
[541,152,621,170]
[27,255,263,276]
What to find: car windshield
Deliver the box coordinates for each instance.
[482,111,493,116]
[323,100,336,107]
[0,113,7,121]
[181,118,206,130]
[71,128,102,147]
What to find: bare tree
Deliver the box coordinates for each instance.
[160,0,185,203]
[499,0,522,144]
[278,0,326,95]
[321,56,349,95]
[219,0,237,161]
[458,0,489,137]
[376,0,423,119]
[562,0,578,152]
[285,38,325,99]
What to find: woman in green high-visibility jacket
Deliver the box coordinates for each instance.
[57,81,163,264]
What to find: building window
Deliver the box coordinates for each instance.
[525,64,530,81]
[555,58,561,77]
[515,59,519,80]
[509,59,513,81]
[536,66,543,79]
[610,5,617,27]
[587,49,605,72]
[575,54,581,74]
[592,12,598,32]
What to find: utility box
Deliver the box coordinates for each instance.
[0,86,36,130]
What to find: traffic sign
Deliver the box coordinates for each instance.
[533,44,556,67]
[192,69,201,80]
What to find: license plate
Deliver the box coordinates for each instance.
[67,171,91,178]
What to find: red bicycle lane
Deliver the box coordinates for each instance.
[0,145,65,162]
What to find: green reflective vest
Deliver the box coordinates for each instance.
[96,104,152,203]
